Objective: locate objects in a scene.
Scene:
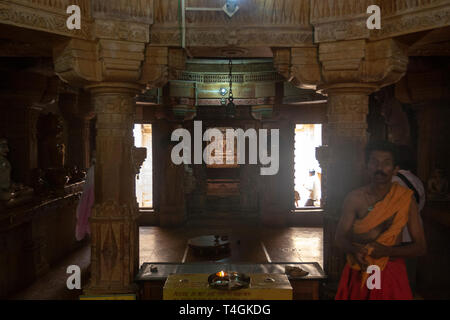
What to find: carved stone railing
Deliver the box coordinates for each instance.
[310,0,375,23]
[91,0,153,24]
[0,0,154,40]
[0,0,92,39]
[372,0,450,40]
[151,0,313,47]
[310,0,450,42]
[177,71,284,83]
[2,0,449,47]
[311,0,448,22]
[378,0,448,16]
[154,0,309,26]
[13,0,90,15]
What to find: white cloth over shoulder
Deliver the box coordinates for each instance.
[392,169,425,243]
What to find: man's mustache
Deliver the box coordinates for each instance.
[374,171,387,177]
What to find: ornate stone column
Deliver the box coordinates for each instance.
[273,38,408,296]
[320,85,375,297]
[158,113,190,227]
[52,8,179,293]
[316,39,408,298]
[259,118,294,227]
[85,82,141,295]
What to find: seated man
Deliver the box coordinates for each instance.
[335,141,427,300]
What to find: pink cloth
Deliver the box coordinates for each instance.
[75,166,94,241]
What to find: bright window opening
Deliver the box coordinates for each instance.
[134,124,153,209]
[294,124,322,208]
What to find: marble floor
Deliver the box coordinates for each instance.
[12,222,447,300]
[139,226,324,268]
[11,225,323,299]
[12,244,91,300]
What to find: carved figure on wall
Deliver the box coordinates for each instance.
[38,113,66,168]
[374,86,411,146]
[0,138,34,207]
[30,168,49,196]
[0,138,12,199]
[37,113,69,189]
[428,168,449,200]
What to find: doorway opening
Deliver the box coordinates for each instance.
[134,124,153,209]
[294,124,322,209]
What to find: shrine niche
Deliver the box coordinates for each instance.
[0,138,34,210]
[37,113,68,187]
[204,127,241,209]
[205,127,239,169]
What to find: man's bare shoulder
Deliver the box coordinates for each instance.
[344,187,367,205]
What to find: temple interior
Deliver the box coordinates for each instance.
[1,0,449,300]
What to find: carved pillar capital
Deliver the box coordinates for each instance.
[53,39,186,93]
[53,38,147,88]
[273,47,321,89]
[318,39,408,90]
[140,47,186,89]
[88,82,141,101]
[272,39,408,95]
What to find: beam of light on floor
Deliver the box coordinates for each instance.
[181,244,189,263]
[260,242,272,263]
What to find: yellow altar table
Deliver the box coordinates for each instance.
[163,273,292,300]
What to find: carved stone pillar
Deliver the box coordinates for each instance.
[260,119,294,227]
[316,39,408,298]
[320,85,374,297]
[84,83,141,295]
[51,10,180,296]
[239,121,261,216]
[273,39,408,296]
[159,121,186,227]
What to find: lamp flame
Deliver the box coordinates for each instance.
[216,271,227,277]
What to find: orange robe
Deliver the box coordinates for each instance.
[336,183,414,300]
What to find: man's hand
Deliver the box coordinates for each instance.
[352,243,369,269]
[368,242,392,259]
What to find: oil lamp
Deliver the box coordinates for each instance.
[208,270,250,290]
[216,271,228,278]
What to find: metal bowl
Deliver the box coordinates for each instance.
[208,271,250,290]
